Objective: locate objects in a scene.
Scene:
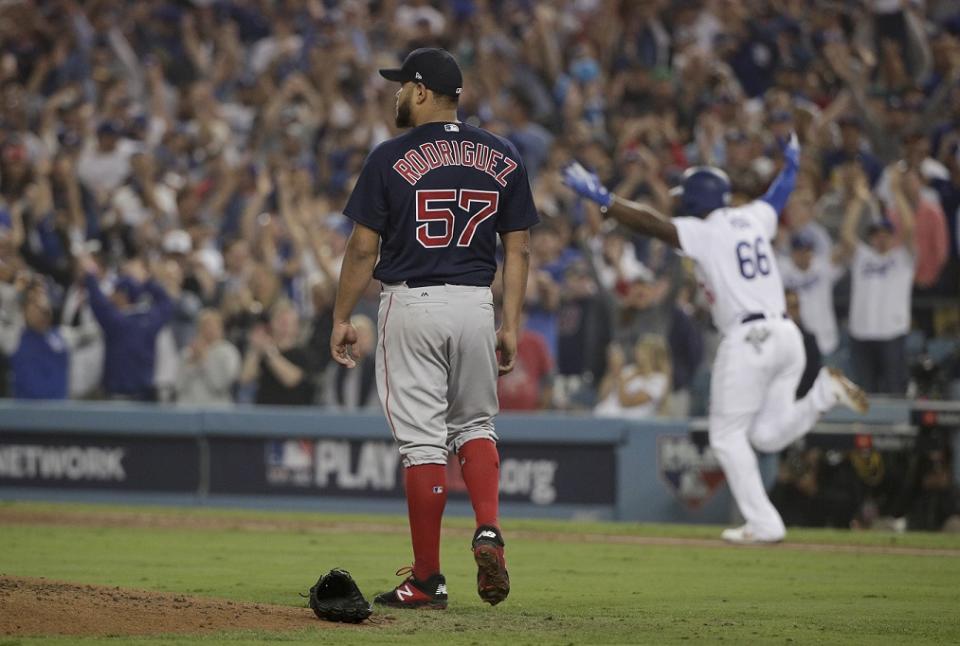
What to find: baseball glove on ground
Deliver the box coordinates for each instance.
[307,568,373,623]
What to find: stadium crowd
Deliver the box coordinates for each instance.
[0,0,958,415]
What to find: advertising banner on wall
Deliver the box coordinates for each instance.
[208,437,617,506]
[0,433,199,492]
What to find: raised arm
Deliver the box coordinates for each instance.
[82,271,121,334]
[839,185,865,258]
[889,169,917,254]
[562,163,680,248]
[759,133,800,216]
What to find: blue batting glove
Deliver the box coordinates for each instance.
[562,162,613,209]
[782,132,800,167]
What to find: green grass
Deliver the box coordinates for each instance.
[1,502,959,645]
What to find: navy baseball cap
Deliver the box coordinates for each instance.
[790,233,816,251]
[379,48,463,98]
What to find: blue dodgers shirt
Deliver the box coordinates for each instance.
[343,121,540,286]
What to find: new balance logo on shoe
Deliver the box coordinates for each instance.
[374,571,448,610]
[478,530,497,540]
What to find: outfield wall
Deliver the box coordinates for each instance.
[0,400,952,523]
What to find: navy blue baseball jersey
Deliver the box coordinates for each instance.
[343,121,539,286]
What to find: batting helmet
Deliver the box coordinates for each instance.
[670,166,732,218]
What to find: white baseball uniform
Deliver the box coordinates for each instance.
[778,254,844,355]
[674,201,838,540]
[848,242,914,341]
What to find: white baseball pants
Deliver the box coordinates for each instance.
[709,318,835,539]
[376,283,500,467]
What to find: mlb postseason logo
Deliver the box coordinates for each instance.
[265,439,314,487]
[656,436,725,510]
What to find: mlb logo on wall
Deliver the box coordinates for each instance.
[657,436,725,510]
[265,439,314,487]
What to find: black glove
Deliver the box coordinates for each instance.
[307,568,373,623]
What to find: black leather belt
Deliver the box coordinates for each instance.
[741,312,788,324]
[405,279,446,288]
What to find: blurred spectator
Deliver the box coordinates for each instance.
[305,277,336,402]
[326,314,377,410]
[77,121,139,201]
[594,335,671,419]
[554,258,612,409]
[81,255,173,400]
[664,285,704,418]
[175,309,240,406]
[240,299,313,406]
[885,167,949,291]
[505,90,554,181]
[525,224,564,361]
[497,319,553,411]
[771,446,864,529]
[0,278,97,399]
[821,116,882,188]
[59,280,104,399]
[844,171,917,395]
[777,233,845,358]
[815,164,880,245]
[589,226,653,293]
[785,289,822,399]
[898,432,960,531]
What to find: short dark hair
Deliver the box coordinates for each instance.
[434,92,459,108]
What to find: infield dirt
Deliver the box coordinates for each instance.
[0,575,392,637]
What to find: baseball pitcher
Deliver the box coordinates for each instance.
[331,48,538,607]
[563,134,868,544]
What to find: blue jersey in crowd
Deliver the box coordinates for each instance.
[10,329,69,399]
[84,275,173,398]
[343,121,539,286]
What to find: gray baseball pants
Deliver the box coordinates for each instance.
[376,282,499,467]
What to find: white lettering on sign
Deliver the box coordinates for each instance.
[314,441,400,491]
[659,440,720,471]
[0,445,126,481]
[499,458,557,505]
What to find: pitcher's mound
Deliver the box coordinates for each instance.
[0,576,380,637]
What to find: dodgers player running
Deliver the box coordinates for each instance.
[331,48,538,607]
[563,135,868,543]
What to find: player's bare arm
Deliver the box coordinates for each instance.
[498,229,531,375]
[561,162,680,248]
[331,223,380,368]
[605,196,681,248]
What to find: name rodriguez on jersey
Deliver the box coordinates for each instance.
[392,139,520,187]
